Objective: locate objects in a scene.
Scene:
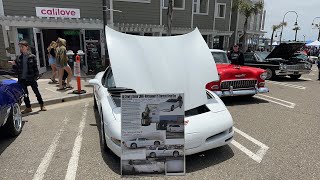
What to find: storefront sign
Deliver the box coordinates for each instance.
[121,94,185,177]
[36,7,80,18]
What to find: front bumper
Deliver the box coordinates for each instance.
[275,69,312,76]
[214,87,269,97]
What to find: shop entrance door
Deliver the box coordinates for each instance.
[33,28,46,74]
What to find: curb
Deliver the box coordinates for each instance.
[21,92,93,109]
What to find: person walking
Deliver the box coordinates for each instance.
[47,41,58,83]
[56,38,73,90]
[9,40,47,114]
[228,44,245,65]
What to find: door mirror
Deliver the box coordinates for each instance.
[89,79,100,86]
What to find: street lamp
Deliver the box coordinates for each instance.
[279,11,298,43]
[311,17,320,41]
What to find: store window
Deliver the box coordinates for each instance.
[17,28,36,55]
[216,3,226,18]
[162,0,185,9]
[193,0,209,14]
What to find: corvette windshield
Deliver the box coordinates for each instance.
[211,52,230,64]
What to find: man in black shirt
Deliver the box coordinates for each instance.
[228,44,245,65]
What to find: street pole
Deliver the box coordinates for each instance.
[311,17,320,41]
[279,11,298,44]
[294,29,298,41]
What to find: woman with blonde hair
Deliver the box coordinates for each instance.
[56,38,73,90]
[47,41,58,83]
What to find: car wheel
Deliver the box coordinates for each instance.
[4,103,22,137]
[289,74,301,80]
[150,152,156,158]
[154,141,160,146]
[100,113,109,151]
[265,68,275,80]
[171,105,174,111]
[173,151,179,157]
[131,143,137,148]
[93,93,97,110]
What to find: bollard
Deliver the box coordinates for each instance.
[72,55,86,94]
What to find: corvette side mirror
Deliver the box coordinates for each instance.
[89,79,100,87]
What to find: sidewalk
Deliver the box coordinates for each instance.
[3,70,95,109]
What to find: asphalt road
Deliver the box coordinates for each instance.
[1,67,320,180]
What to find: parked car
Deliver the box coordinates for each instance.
[243,43,312,80]
[146,146,183,158]
[207,49,269,97]
[90,27,233,157]
[0,77,24,136]
[167,124,183,132]
[122,160,165,174]
[123,138,163,149]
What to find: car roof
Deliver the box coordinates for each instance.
[209,49,226,53]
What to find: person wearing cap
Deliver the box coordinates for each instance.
[228,44,245,66]
[56,38,73,90]
[8,40,47,113]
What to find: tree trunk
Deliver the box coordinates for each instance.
[167,0,173,36]
[318,28,320,41]
[242,17,249,52]
[270,30,275,51]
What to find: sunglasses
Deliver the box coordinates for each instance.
[233,46,238,48]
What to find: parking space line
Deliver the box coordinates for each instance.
[255,94,295,109]
[231,127,269,163]
[266,80,306,90]
[33,116,69,180]
[65,102,89,180]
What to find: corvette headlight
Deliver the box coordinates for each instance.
[260,72,268,80]
[111,137,121,146]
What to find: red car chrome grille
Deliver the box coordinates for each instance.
[220,80,257,90]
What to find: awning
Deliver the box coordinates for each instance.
[0,15,103,29]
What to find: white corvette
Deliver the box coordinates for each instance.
[89,26,234,157]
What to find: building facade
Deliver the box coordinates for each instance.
[105,0,234,50]
[0,0,105,73]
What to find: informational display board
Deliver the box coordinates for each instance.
[121,94,185,177]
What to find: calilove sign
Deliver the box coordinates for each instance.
[36,7,80,18]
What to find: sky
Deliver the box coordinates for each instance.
[264,0,320,42]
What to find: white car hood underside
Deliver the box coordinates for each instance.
[105,26,218,110]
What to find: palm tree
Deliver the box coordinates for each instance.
[292,26,301,41]
[270,22,287,50]
[167,0,173,36]
[233,0,264,51]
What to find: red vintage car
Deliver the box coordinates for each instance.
[206,49,269,97]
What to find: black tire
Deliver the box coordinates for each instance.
[173,151,179,157]
[154,141,160,146]
[265,68,275,80]
[150,152,156,158]
[93,94,98,110]
[171,105,174,111]
[100,113,108,151]
[289,74,302,80]
[4,103,22,137]
[131,143,137,149]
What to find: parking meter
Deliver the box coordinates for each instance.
[66,50,74,69]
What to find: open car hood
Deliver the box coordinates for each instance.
[105,26,218,110]
[266,42,305,60]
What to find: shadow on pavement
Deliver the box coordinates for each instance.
[186,145,234,173]
[0,121,26,155]
[93,108,121,175]
[223,96,269,106]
